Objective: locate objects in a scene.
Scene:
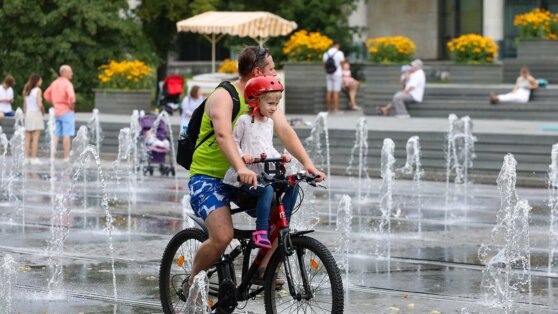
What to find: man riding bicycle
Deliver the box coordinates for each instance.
[184,46,326,297]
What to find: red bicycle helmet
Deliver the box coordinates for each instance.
[244,76,284,116]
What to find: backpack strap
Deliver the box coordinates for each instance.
[194,81,241,150]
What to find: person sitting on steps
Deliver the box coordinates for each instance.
[489,66,538,105]
[341,61,361,111]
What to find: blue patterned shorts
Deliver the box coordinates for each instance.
[188,175,236,220]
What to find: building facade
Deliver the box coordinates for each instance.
[361,0,558,60]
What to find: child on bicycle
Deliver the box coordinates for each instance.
[224,76,291,249]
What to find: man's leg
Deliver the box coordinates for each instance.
[391,91,413,116]
[325,90,332,111]
[333,91,340,112]
[188,206,234,284]
[63,136,71,159]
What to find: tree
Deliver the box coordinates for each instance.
[134,0,219,86]
[218,0,359,64]
[0,0,153,111]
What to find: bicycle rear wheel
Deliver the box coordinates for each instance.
[159,228,207,314]
[263,236,344,313]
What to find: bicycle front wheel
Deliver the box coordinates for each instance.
[264,236,344,313]
[159,228,207,314]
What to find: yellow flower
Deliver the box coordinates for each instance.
[365,35,416,63]
[218,58,237,74]
[514,8,558,40]
[447,34,498,63]
[283,30,333,62]
[98,60,154,90]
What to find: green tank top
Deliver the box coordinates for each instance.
[189,83,247,178]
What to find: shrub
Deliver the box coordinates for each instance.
[365,35,416,64]
[98,60,154,90]
[447,34,498,64]
[283,30,333,62]
[514,8,558,40]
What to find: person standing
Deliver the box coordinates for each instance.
[323,42,345,112]
[0,75,16,122]
[180,85,205,130]
[44,65,76,161]
[23,74,45,165]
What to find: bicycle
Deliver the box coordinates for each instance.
[159,157,344,313]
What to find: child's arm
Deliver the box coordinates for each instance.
[232,116,252,163]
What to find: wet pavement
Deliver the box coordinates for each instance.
[1,160,558,313]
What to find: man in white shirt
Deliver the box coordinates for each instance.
[378,59,426,118]
[0,75,15,122]
[322,42,345,112]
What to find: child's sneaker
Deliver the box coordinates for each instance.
[252,230,272,249]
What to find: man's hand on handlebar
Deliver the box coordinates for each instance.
[237,167,258,188]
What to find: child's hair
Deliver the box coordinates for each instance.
[3,75,14,88]
[23,74,41,96]
[244,90,282,115]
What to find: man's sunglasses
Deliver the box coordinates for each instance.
[251,47,266,71]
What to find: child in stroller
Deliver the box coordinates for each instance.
[138,115,176,176]
[158,75,185,115]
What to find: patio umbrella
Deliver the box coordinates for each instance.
[176,11,298,73]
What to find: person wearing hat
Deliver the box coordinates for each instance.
[377,59,426,117]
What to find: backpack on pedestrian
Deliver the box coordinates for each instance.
[324,51,338,74]
[176,81,240,170]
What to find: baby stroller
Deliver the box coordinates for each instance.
[158,75,184,115]
[138,115,176,176]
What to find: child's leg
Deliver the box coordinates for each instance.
[255,185,274,231]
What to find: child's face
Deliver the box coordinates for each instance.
[342,63,350,70]
[258,92,282,118]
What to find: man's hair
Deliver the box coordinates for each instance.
[238,46,269,77]
[59,64,71,75]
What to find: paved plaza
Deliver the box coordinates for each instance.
[0,117,557,313]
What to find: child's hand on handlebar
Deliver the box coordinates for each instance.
[280,154,292,163]
[305,165,326,182]
[241,154,254,164]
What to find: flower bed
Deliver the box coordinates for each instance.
[514,8,558,40]
[283,30,333,62]
[365,35,415,64]
[447,34,498,64]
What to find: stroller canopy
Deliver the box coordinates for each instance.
[163,75,185,96]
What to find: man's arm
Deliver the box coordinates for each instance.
[207,88,257,187]
[67,83,76,109]
[272,109,326,181]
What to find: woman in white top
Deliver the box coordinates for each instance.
[180,85,205,130]
[490,66,538,104]
[0,75,15,122]
[23,74,45,165]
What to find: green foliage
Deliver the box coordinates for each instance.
[0,0,155,111]
[134,0,219,79]
[218,0,359,66]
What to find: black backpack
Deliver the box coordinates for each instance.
[176,81,240,170]
[324,51,338,74]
